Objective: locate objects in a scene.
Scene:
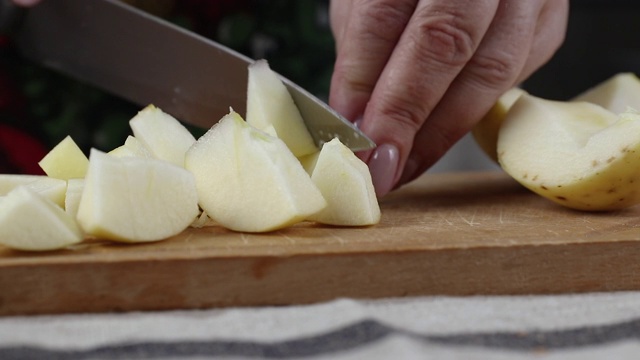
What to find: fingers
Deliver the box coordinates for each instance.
[329,0,418,122]
[358,0,499,196]
[399,0,569,187]
[517,0,569,83]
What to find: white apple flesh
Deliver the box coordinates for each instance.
[303,138,380,226]
[109,135,153,158]
[246,60,318,158]
[573,72,640,114]
[472,87,526,162]
[0,174,67,208]
[38,135,88,180]
[0,186,83,251]
[129,105,196,167]
[185,110,326,232]
[77,149,199,242]
[498,93,640,211]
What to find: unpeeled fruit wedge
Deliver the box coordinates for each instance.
[573,72,640,113]
[498,93,640,211]
[472,87,526,162]
[185,110,326,232]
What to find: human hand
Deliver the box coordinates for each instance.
[329,0,569,197]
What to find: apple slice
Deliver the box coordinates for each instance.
[65,178,85,218]
[498,93,640,211]
[246,60,318,157]
[0,174,67,207]
[0,186,83,251]
[38,135,89,179]
[77,149,199,242]
[303,138,380,226]
[472,87,526,162]
[129,105,196,167]
[573,73,640,113]
[185,110,326,232]
[109,135,153,158]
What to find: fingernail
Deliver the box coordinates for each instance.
[368,144,399,197]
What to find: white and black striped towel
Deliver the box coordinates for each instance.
[2,291,640,359]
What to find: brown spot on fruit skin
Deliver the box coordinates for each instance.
[592,160,599,167]
[608,188,617,194]
[532,175,538,181]
[523,173,528,179]
[541,185,548,190]
[556,196,567,201]
[607,156,616,164]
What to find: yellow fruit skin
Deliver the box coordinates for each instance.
[498,95,640,211]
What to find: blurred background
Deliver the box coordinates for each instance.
[0,0,638,175]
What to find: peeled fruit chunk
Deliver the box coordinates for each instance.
[109,135,153,158]
[129,105,196,167]
[472,87,526,162]
[77,149,199,242]
[498,93,640,211]
[0,186,83,251]
[573,72,640,113]
[185,110,326,232]
[303,138,380,226]
[246,60,318,157]
[65,178,85,218]
[38,135,88,179]
[0,174,67,207]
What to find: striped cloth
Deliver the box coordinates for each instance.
[2,291,640,359]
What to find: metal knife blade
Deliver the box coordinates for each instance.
[8,0,375,151]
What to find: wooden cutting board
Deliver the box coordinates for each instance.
[2,171,640,316]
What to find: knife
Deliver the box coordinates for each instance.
[2,0,375,151]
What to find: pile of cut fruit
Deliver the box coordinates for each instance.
[0,60,380,251]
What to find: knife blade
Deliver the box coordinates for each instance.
[5,0,375,151]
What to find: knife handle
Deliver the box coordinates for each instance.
[0,0,26,35]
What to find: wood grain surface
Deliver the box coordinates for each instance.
[2,171,640,316]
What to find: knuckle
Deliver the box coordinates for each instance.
[357,0,416,44]
[377,96,428,135]
[412,11,478,68]
[467,53,518,89]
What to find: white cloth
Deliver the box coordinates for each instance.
[2,291,640,359]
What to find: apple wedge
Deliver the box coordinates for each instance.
[185,110,326,232]
[246,60,318,157]
[38,135,89,180]
[0,186,83,251]
[109,135,153,158]
[129,105,196,167]
[573,72,640,113]
[65,178,85,218]
[77,149,199,242]
[498,93,640,211]
[303,138,380,226]
[0,174,67,207]
[472,87,526,162]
